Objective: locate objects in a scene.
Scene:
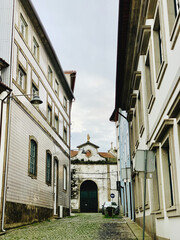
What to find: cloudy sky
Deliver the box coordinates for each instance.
[31,0,119,151]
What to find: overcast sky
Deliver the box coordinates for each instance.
[31,0,119,152]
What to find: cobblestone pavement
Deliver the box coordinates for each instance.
[0,213,137,240]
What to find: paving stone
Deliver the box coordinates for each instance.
[0,213,150,240]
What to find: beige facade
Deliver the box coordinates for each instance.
[0,0,75,228]
[111,0,180,239]
[71,138,118,213]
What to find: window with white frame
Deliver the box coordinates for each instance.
[63,126,67,143]
[63,166,67,190]
[33,37,39,60]
[145,51,155,111]
[20,14,27,40]
[29,137,38,178]
[55,115,59,132]
[167,0,180,41]
[64,96,67,111]
[32,83,38,96]
[153,8,167,83]
[18,66,26,91]
[174,0,180,17]
[47,105,52,125]
[48,66,52,84]
[162,138,174,207]
[54,79,59,95]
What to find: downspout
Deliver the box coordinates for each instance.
[69,101,72,216]
[1,95,12,232]
[1,0,15,231]
[0,92,11,148]
[142,150,148,240]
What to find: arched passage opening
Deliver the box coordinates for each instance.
[80,180,98,213]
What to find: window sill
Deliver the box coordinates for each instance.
[166,205,180,218]
[28,173,37,179]
[151,209,164,219]
[46,182,51,187]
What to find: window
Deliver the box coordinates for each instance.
[48,66,52,84]
[47,105,52,125]
[63,126,67,143]
[137,86,144,136]
[174,0,180,17]
[32,83,38,96]
[63,166,67,191]
[153,8,167,87]
[55,115,59,132]
[154,11,164,69]
[54,79,59,95]
[166,0,180,49]
[20,14,27,40]
[64,96,67,111]
[46,151,52,185]
[29,138,37,177]
[162,138,174,207]
[133,109,139,148]
[145,51,155,112]
[33,37,39,60]
[18,66,26,91]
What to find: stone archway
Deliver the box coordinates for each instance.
[80,180,98,212]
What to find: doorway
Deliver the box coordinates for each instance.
[53,158,58,215]
[80,180,98,212]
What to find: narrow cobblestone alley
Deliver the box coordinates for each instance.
[0,213,139,240]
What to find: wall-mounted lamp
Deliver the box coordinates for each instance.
[30,94,43,105]
[8,93,43,105]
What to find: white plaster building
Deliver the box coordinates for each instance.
[71,136,118,213]
[111,0,180,239]
[0,0,75,229]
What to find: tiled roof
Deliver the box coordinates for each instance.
[71,150,78,157]
[99,152,116,158]
[64,70,76,74]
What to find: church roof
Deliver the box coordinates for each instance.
[76,141,99,149]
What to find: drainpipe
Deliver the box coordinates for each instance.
[1,0,15,230]
[1,95,12,232]
[142,150,148,240]
[0,92,11,148]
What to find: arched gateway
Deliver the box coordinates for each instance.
[80,180,98,212]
